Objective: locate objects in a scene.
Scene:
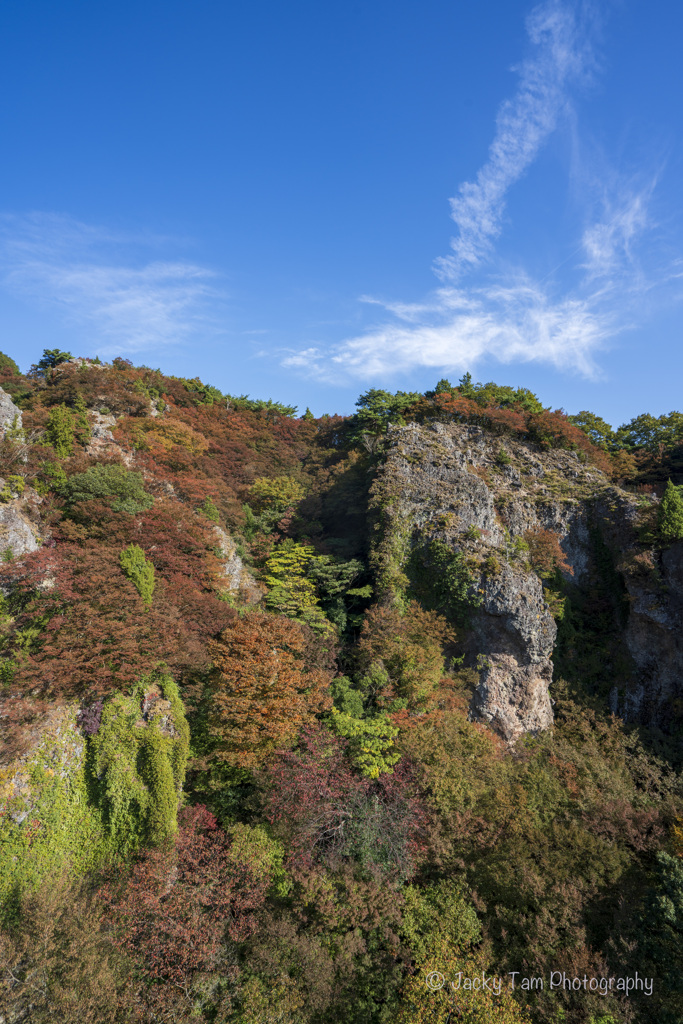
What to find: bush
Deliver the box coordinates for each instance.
[44,404,75,458]
[61,464,154,515]
[198,496,220,522]
[119,544,155,606]
[658,479,683,543]
[0,351,20,376]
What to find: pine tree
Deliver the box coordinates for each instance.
[658,479,683,543]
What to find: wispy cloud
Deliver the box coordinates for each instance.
[0,212,219,354]
[283,280,611,381]
[437,0,593,280]
[283,0,662,386]
[581,180,655,279]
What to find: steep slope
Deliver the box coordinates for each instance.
[370,419,678,742]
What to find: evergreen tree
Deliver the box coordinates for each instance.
[73,392,91,445]
[120,544,155,606]
[44,404,76,458]
[34,348,72,375]
[658,479,683,543]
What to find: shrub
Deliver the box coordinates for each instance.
[100,804,268,995]
[525,528,573,579]
[329,707,400,778]
[357,601,453,708]
[61,464,154,515]
[407,540,480,624]
[198,495,220,522]
[0,351,20,376]
[658,479,683,543]
[44,404,75,457]
[119,544,155,606]
[0,474,25,502]
[129,417,209,455]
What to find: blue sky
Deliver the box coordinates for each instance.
[1,0,682,425]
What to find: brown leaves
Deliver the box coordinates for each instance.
[207,612,332,769]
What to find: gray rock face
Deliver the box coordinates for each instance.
[372,421,630,741]
[613,538,683,727]
[213,526,264,605]
[0,387,21,436]
[0,502,41,560]
[376,420,683,738]
[89,410,116,440]
[469,563,556,741]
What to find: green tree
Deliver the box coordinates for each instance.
[198,496,220,522]
[616,411,683,454]
[120,544,155,606]
[0,351,20,376]
[329,707,399,778]
[34,348,73,375]
[61,464,154,515]
[73,392,91,445]
[658,479,683,543]
[569,410,619,450]
[348,388,422,452]
[247,475,305,532]
[451,372,544,414]
[44,404,76,458]
[263,540,331,633]
[635,853,683,1023]
[306,553,366,631]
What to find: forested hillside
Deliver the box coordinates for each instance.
[1,351,682,1024]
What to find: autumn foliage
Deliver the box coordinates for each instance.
[101,804,267,991]
[207,612,333,768]
[524,527,574,579]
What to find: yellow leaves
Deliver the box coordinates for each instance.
[130,417,209,455]
[248,475,305,516]
[673,817,683,857]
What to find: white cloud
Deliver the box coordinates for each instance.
[282,1,665,387]
[0,212,219,354]
[581,182,655,278]
[283,281,610,382]
[437,0,593,280]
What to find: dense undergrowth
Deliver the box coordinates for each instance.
[1,353,682,1024]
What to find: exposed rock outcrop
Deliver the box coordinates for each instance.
[469,563,556,741]
[0,500,42,561]
[373,420,683,742]
[86,410,134,465]
[213,525,265,605]
[0,386,21,436]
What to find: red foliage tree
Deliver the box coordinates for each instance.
[263,724,428,881]
[524,527,574,579]
[100,804,267,991]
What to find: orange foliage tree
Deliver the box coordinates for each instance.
[207,612,332,768]
[524,528,574,579]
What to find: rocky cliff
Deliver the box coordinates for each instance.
[372,420,677,742]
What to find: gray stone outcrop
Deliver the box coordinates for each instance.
[376,420,683,741]
[0,386,21,436]
[213,525,264,605]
